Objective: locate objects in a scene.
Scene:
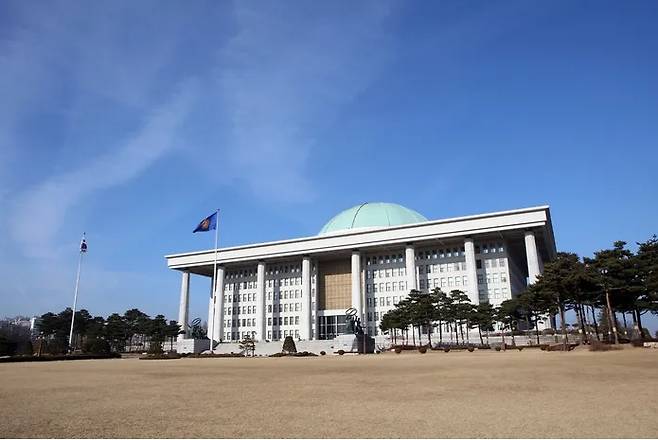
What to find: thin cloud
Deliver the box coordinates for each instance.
[8,82,197,258]
[217,1,397,203]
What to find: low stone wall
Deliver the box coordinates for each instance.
[210,340,336,356]
[177,339,210,354]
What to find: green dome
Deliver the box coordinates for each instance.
[319,202,428,235]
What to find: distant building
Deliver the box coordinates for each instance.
[166,203,556,348]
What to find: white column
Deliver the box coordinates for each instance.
[525,230,541,284]
[405,244,417,292]
[212,266,225,342]
[177,271,190,341]
[464,238,479,304]
[351,251,363,320]
[313,261,319,340]
[256,261,266,341]
[300,256,311,340]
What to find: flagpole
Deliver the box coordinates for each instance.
[209,210,220,354]
[68,233,85,353]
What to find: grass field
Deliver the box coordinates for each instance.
[0,348,656,438]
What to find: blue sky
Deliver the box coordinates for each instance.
[1,1,657,329]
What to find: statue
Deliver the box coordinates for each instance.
[344,308,364,335]
[188,317,207,339]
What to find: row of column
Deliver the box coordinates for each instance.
[179,230,543,343]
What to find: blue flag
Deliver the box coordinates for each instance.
[193,212,218,233]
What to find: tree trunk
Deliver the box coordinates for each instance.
[558,303,569,348]
[590,306,600,341]
[622,313,629,336]
[578,305,590,344]
[411,327,416,347]
[634,308,645,341]
[438,320,443,345]
[418,324,422,346]
[574,303,586,345]
[478,326,484,345]
[534,314,540,345]
[459,321,464,344]
[427,323,432,347]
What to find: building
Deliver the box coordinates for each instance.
[166,203,556,349]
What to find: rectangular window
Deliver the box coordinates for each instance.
[419,279,425,289]
[448,277,454,287]
[385,282,391,292]
[386,297,391,306]
[267,331,271,340]
[374,312,379,321]
[268,317,272,325]
[295,316,299,325]
[284,317,289,325]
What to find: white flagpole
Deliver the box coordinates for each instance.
[68,233,86,353]
[209,210,220,354]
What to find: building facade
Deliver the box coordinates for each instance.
[166,203,556,346]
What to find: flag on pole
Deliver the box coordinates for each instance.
[80,235,88,253]
[193,211,218,233]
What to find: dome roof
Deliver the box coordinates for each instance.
[319,202,428,235]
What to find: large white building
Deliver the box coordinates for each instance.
[166,203,556,348]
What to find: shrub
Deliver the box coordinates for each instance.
[282,336,297,354]
[589,340,622,352]
[320,351,326,356]
[139,353,181,360]
[83,338,111,355]
[418,346,427,354]
[467,346,475,352]
[148,342,164,355]
[494,346,501,351]
[338,350,345,355]
[394,347,402,354]
[45,339,68,355]
[443,347,450,353]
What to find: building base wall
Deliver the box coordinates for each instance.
[177,338,210,354]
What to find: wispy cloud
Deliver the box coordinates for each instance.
[7,82,197,257]
[217,2,396,202]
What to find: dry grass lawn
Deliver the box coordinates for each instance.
[0,348,657,438]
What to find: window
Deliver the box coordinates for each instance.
[386,297,391,306]
[386,282,391,292]
[284,317,289,325]
[463,276,468,286]
[268,317,272,325]
[295,316,299,325]
[373,298,378,307]
[267,331,271,340]
[379,283,384,292]
[455,277,461,286]
[392,282,397,291]
[419,279,425,289]
[501,272,508,283]
[448,277,454,287]
[374,312,379,321]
